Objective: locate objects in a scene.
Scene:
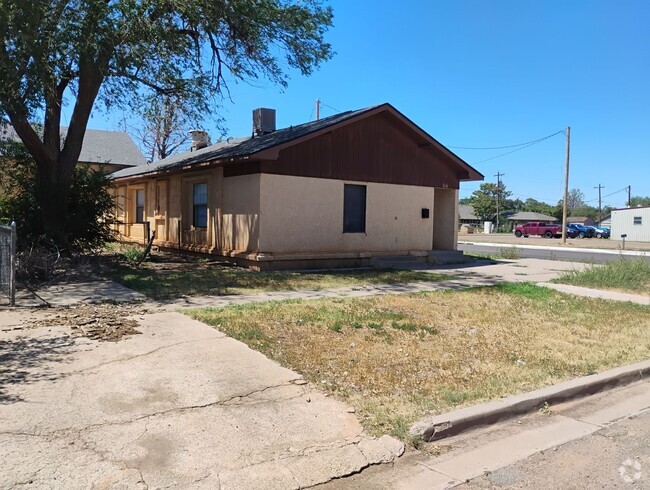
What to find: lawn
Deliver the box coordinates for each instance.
[102,251,451,300]
[187,284,650,443]
[553,257,650,294]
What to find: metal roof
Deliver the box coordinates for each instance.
[0,123,147,167]
[110,103,484,182]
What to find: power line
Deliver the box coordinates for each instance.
[448,130,565,150]
[473,140,550,165]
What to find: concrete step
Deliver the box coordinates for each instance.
[427,250,468,265]
[371,255,427,270]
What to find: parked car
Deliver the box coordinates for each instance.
[567,223,594,238]
[514,222,563,238]
[565,227,579,238]
[592,226,610,239]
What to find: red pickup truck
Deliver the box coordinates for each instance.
[514,222,562,238]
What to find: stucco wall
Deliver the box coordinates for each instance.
[258,174,434,253]
[222,173,260,251]
[433,188,459,250]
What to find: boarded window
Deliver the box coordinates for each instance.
[135,189,145,223]
[193,183,208,228]
[343,184,366,233]
[633,216,642,225]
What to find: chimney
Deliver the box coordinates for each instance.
[189,130,211,151]
[253,108,276,136]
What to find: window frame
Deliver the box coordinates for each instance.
[343,184,367,234]
[135,189,145,224]
[192,182,208,229]
[633,216,642,225]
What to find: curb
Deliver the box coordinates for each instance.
[458,241,650,257]
[410,359,650,443]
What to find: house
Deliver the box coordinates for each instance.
[611,206,650,242]
[0,123,147,173]
[459,204,481,226]
[567,216,595,227]
[506,211,558,231]
[598,214,612,228]
[110,103,484,270]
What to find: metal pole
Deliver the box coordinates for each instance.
[561,127,571,244]
[594,184,603,224]
[315,99,320,121]
[10,221,16,307]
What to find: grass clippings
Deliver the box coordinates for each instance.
[554,257,650,294]
[103,251,450,300]
[187,283,650,442]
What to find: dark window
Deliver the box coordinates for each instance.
[343,184,366,233]
[633,216,642,225]
[135,189,145,223]
[193,183,208,228]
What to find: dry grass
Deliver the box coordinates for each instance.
[101,249,450,299]
[188,284,650,441]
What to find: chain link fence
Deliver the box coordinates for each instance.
[0,221,17,306]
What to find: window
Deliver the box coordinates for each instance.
[633,216,642,225]
[135,189,145,223]
[343,184,366,233]
[193,183,208,228]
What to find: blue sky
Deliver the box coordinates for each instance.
[90,0,650,207]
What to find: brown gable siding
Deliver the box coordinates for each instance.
[255,112,462,189]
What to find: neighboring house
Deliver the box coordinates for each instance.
[611,206,650,242]
[506,211,558,231]
[0,123,147,173]
[459,204,481,226]
[598,214,612,228]
[567,216,595,226]
[110,103,484,270]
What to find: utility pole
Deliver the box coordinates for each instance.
[594,184,604,224]
[494,172,505,233]
[315,99,320,121]
[561,126,571,244]
[628,185,632,207]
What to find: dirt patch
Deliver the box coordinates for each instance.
[5,303,153,342]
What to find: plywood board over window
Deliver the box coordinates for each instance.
[343,184,366,233]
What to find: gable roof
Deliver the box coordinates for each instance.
[506,211,558,222]
[111,103,484,182]
[459,204,479,221]
[566,216,593,223]
[0,123,147,167]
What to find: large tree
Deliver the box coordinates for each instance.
[468,182,513,221]
[0,0,333,245]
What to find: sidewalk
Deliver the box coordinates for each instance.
[539,282,650,305]
[460,240,650,257]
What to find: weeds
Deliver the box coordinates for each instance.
[554,257,650,293]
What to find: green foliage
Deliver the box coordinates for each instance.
[469,182,513,221]
[0,140,115,252]
[499,246,522,260]
[522,198,562,219]
[120,246,146,266]
[555,258,650,293]
[630,196,650,207]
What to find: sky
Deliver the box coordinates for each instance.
[87,0,650,208]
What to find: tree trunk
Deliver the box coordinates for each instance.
[35,156,76,248]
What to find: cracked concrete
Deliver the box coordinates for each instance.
[0,311,404,489]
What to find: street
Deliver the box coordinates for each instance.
[459,242,650,265]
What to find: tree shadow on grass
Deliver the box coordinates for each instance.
[0,334,75,404]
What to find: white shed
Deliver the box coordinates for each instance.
[611,206,650,242]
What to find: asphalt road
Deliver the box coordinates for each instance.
[459,242,650,265]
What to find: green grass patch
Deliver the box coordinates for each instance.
[553,258,650,294]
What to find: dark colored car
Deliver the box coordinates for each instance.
[592,226,610,239]
[567,223,594,238]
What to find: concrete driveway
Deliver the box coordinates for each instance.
[0,312,403,489]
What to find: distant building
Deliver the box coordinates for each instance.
[506,211,558,231]
[459,204,481,226]
[567,216,595,227]
[611,206,650,242]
